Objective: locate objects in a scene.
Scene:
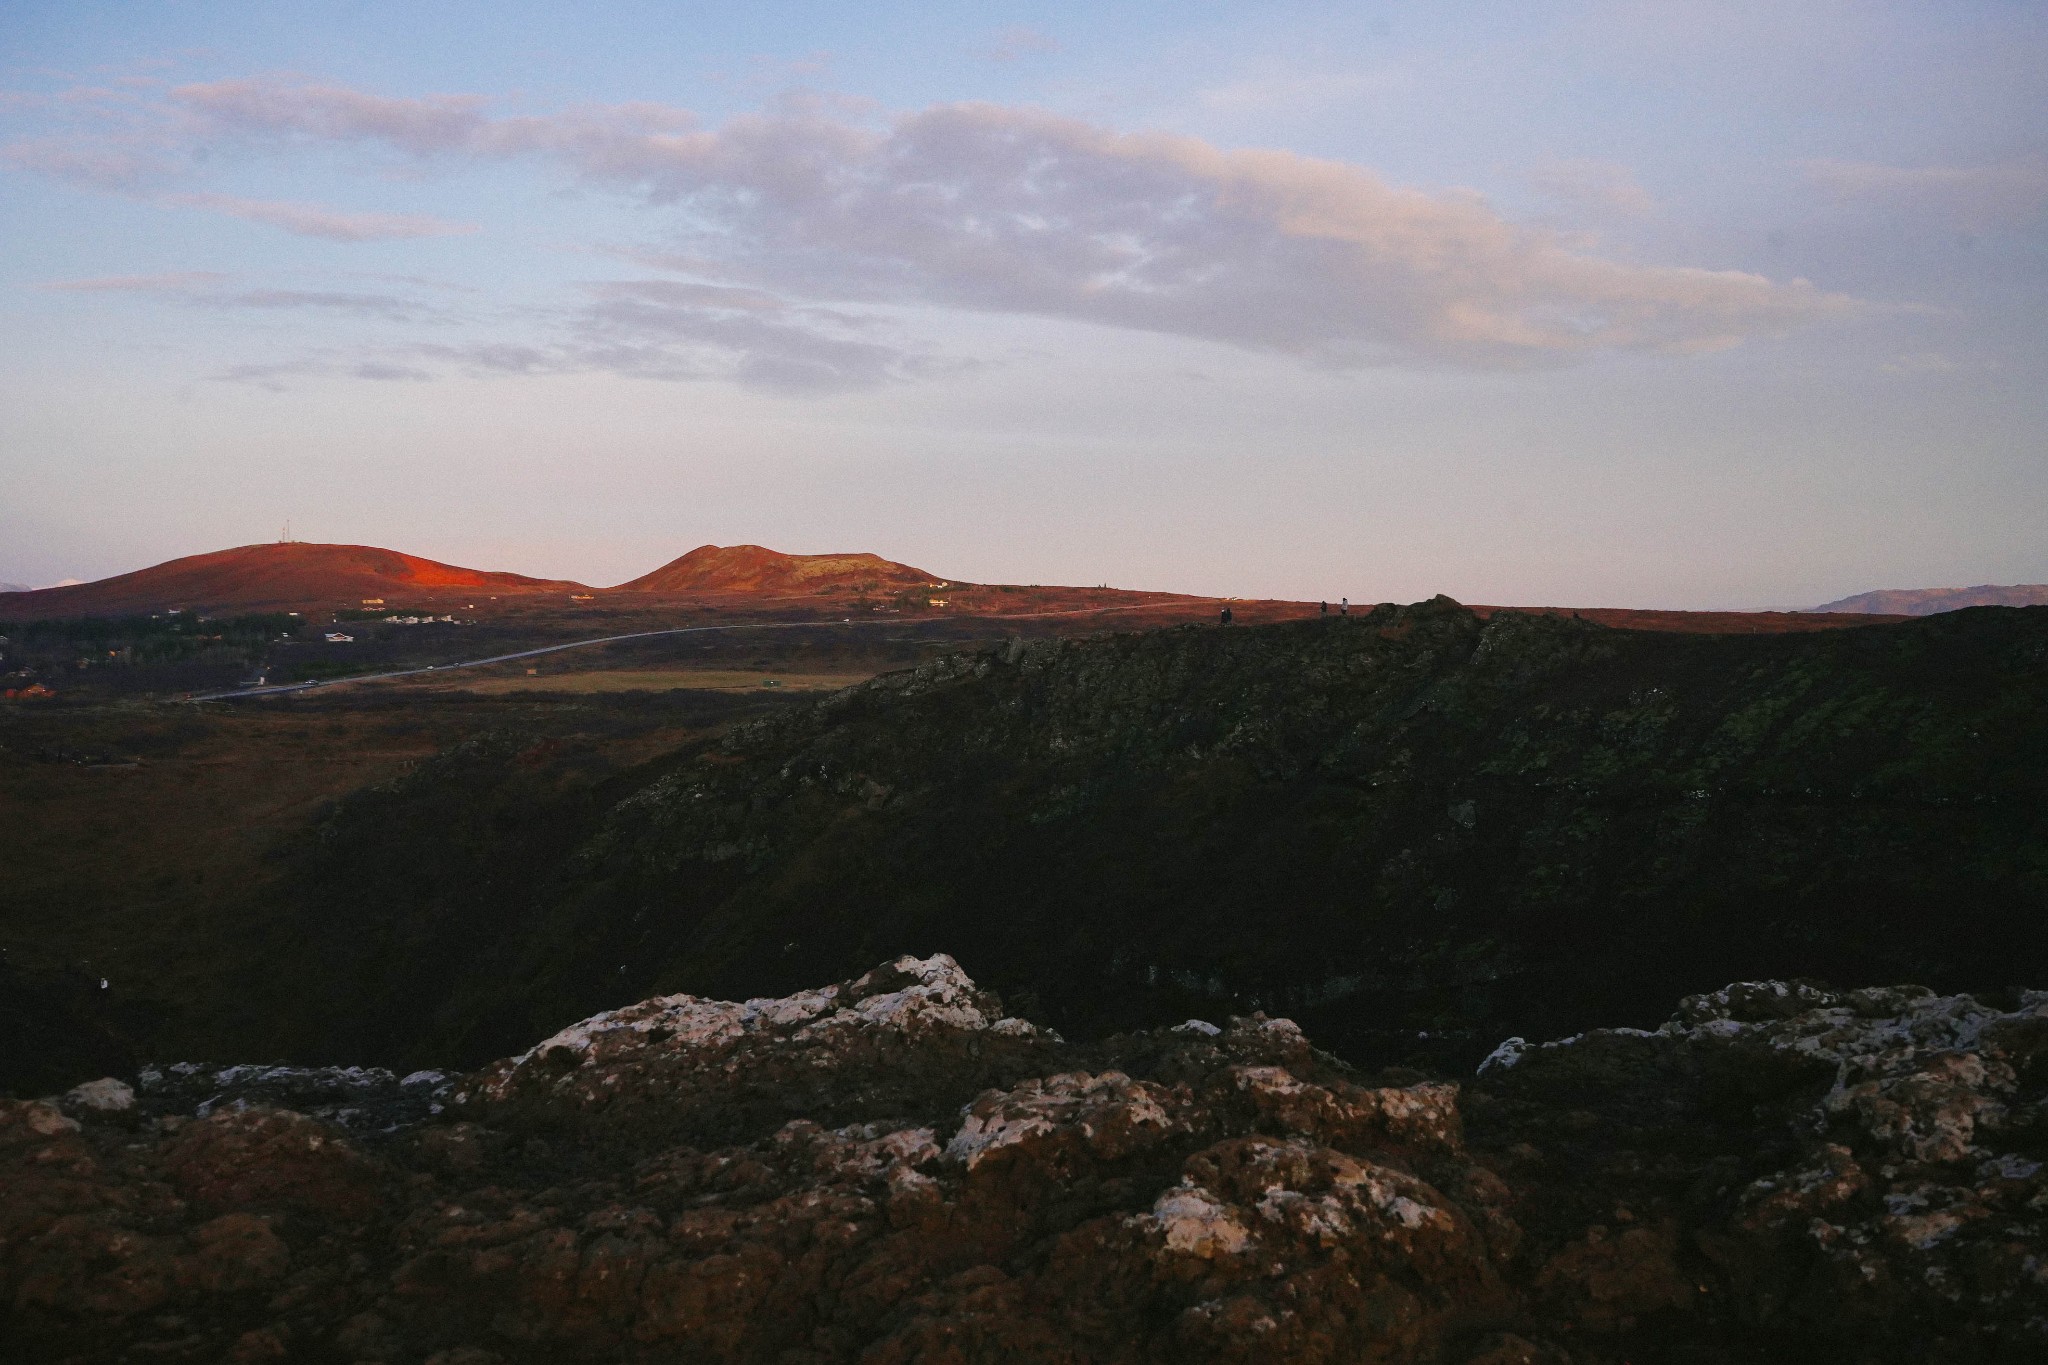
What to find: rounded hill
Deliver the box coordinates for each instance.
[615,544,938,595]
[0,542,585,619]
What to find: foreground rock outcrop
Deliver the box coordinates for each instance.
[4,957,2044,1363]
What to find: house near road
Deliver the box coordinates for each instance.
[325,632,354,643]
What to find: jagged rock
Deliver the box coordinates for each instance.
[2,961,2042,1363]
[461,954,1067,1151]
[61,1075,135,1115]
[135,1061,452,1134]
[1471,980,2048,1358]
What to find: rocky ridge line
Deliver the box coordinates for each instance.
[4,956,2044,1363]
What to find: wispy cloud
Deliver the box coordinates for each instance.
[566,278,943,391]
[38,270,439,320]
[163,192,477,241]
[213,356,436,389]
[13,77,1859,376]
[3,84,478,240]
[351,360,434,381]
[414,278,945,394]
[173,81,498,155]
[201,288,429,319]
[212,359,327,390]
[36,258,911,392]
[153,79,1854,366]
[2,133,178,191]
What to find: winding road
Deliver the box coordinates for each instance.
[186,602,1197,702]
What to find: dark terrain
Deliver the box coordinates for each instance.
[239,598,2048,1077]
[6,595,2047,1363]
[5,599,2043,1091]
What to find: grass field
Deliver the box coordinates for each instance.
[0,682,799,1065]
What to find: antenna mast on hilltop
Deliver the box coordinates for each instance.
[280,521,293,544]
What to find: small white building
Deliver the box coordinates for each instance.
[325,632,354,643]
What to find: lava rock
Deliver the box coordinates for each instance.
[2,959,2043,1363]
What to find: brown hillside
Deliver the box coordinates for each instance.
[616,544,938,595]
[1809,584,2048,615]
[0,543,586,620]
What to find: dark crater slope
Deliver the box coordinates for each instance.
[268,598,2048,1072]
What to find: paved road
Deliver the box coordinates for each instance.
[185,603,1187,702]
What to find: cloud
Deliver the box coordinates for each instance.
[350,361,434,380]
[38,271,435,320]
[571,278,941,391]
[157,80,1853,365]
[34,262,915,393]
[164,192,478,240]
[1524,159,1655,217]
[3,105,477,239]
[2,76,196,190]
[172,80,497,155]
[212,356,435,389]
[2,135,173,190]
[1806,158,2048,227]
[3,82,478,238]
[414,342,557,375]
[985,27,1059,63]
[415,279,944,393]
[212,360,324,390]
[203,288,428,319]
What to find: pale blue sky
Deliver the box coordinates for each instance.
[2,1,2042,606]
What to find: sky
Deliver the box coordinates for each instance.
[1,1,2043,607]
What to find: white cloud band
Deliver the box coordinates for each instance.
[164,193,478,241]
[166,79,1853,366]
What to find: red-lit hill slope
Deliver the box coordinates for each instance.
[0,543,587,620]
[615,544,938,596]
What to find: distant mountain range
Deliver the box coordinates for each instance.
[7,538,2036,628]
[1809,584,2048,615]
[0,541,941,620]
